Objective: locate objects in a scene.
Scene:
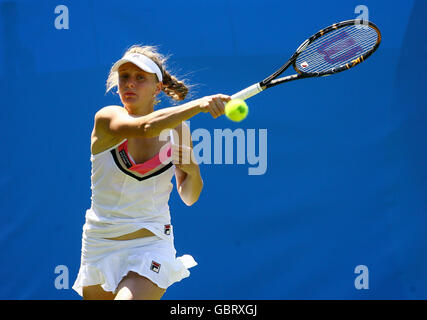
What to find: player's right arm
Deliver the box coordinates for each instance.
[94,94,230,140]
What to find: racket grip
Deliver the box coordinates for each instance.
[231,83,263,101]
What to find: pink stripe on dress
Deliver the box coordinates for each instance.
[120,141,172,175]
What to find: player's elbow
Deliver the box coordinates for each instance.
[184,195,199,206]
[183,197,198,207]
[184,181,203,206]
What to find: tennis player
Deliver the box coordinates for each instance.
[72,45,230,300]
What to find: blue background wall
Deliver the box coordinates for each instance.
[0,0,426,299]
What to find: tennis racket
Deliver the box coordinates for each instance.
[231,19,382,101]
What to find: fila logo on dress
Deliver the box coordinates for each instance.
[150,261,161,273]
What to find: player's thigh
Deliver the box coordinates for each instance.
[82,284,116,300]
[114,271,166,300]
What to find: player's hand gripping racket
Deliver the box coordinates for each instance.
[231,19,382,101]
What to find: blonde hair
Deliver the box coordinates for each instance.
[106,45,189,101]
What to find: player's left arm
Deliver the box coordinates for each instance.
[173,122,203,206]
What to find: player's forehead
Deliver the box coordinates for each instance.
[118,62,147,73]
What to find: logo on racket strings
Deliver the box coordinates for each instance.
[300,61,309,68]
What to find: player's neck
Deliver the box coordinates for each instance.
[125,103,154,117]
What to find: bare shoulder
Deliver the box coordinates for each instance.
[95,105,126,122]
[91,105,126,155]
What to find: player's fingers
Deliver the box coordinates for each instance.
[213,98,225,116]
[173,150,187,161]
[171,145,181,161]
[173,154,191,165]
[172,149,182,162]
[200,95,229,115]
[208,101,219,118]
[172,144,191,153]
[171,145,192,163]
[211,98,224,117]
[171,144,179,154]
[214,94,231,102]
[209,99,224,119]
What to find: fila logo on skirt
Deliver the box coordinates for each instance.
[164,224,171,235]
[150,261,161,273]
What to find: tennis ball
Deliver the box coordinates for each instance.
[225,99,249,122]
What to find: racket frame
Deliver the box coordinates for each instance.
[231,19,381,100]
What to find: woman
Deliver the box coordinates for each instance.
[72,45,230,300]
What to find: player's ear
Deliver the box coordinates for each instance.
[155,81,163,95]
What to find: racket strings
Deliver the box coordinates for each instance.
[303,36,377,72]
[300,25,376,61]
[305,30,377,66]
[297,28,377,72]
[299,30,376,71]
[296,25,378,73]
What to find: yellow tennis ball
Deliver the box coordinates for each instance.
[225,99,249,122]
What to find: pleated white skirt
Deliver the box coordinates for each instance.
[72,232,197,297]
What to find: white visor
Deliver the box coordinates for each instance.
[111,53,163,82]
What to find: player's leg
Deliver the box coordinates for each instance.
[82,285,116,300]
[114,271,166,300]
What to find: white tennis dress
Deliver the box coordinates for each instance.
[72,135,197,297]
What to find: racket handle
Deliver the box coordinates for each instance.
[231,83,263,101]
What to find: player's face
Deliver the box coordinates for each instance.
[118,62,160,110]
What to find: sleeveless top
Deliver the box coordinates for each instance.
[82,134,176,241]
